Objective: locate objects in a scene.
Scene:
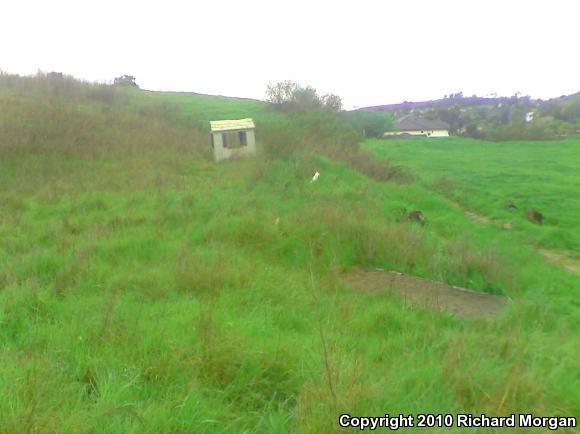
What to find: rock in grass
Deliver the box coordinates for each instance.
[526,208,544,225]
[399,210,425,226]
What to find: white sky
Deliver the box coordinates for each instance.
[2,0,579,109]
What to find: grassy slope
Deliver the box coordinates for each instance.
[127,89,280,128]
[364,136,580,254]
[0,80,579,433]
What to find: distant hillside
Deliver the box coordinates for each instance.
[359,95,540,112]
[129,89,274,129]
[0,72,331,172]
[357,91,580,140]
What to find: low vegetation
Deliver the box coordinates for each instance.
[0,72,578,433]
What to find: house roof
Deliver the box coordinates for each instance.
[394,114,449,131]
[210,118,255,132]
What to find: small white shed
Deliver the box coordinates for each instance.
[210,118,256,162]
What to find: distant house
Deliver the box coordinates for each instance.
[209,118,256,162]
[384,114,450,138]
[525,111,534,123]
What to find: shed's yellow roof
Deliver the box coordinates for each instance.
[210,118,255,132]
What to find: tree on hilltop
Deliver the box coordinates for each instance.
[114,75,138,87]
[266,80,342,111]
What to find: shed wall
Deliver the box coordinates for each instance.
[212,129,256,162]
[384,129,449,138]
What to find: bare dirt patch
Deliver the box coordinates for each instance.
[343,268,508,318]
[448,200,490,224]
[537,249,580,275]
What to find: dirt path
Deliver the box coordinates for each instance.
[537,249,580,275]
[449,200,491,225]
[447,199,580,275]
[344,268,508,318]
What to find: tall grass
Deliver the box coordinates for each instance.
[0,74,578,433]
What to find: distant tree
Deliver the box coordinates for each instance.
[499,106,510,125]
[561,97,580,121]
[47,71,64,79]
[266,81,342,112]
[266,80,299,107]
[114,75,138,87]
[465,122,484,139]
[347,110,393,137]
[292,85,322,110]
[321,93,343,111]
[436,105,461,132]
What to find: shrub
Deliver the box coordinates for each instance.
[266,80,342,112]
[345,110,394,138]
[113,75,138,87]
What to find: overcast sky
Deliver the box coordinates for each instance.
[2,0,579,108]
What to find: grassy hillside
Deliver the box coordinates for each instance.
[128,89,276,128]
[0,74,578,433]
[364,137,580,254]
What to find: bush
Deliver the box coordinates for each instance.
[345,110,394,138]
[259,110,360,159]
[266,80,342,112]
[113,75,138,87]
[485,122,552,141]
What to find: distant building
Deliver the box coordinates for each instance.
[384,114,450,138]
[209,118,256,162]
[525,112,534,123]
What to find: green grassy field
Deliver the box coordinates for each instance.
[0,75,578,433]
[364,137,580,255]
